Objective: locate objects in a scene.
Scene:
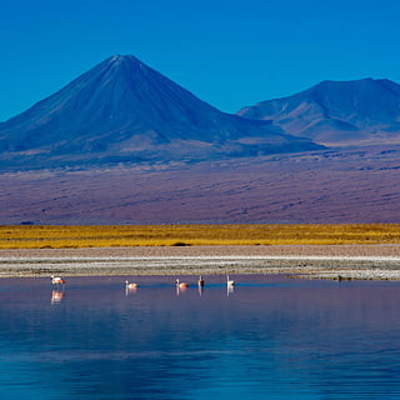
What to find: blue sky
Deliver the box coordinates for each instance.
[1,0,400,121]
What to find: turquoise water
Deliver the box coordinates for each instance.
[0,275,400,399]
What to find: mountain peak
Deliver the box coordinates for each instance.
[99,54,149,76]
[313,77,379,89]
[0,56,321,169]
[304,77,400,100]
[106,54,142,65]
[238,77,400,146]
[109,54,132,60]
[310,77,400,92]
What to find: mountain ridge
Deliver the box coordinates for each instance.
[237,78,400,146]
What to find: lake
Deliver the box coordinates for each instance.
[0,275,400,399]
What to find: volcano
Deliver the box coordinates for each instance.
[0,55,321,169]
[238,78,400,146]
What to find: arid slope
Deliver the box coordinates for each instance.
[0,145,399,225]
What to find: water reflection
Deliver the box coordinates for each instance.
[226,284,235,296]
[50,290,65,304]
[1,275,400,400]
[125,286,138,296]
[176,285,188,296]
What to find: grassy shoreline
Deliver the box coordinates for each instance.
[1,224,400,249]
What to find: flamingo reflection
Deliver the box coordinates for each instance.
[227,284,235,296]
[51,290,65,304]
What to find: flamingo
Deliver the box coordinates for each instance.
[198,276,205,288]
[176,279,189,288]
[125,280,138,290]
[226,275,235,287]
[51,275,65,286]
[176,279,189,296]
[125,280,138,296]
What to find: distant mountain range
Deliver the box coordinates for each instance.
[0,55,320,169]
[238,78,400,146]
[1,54,400,170]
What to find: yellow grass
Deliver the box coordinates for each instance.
[0,224,400,249]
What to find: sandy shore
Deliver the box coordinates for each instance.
[0,244,400,280]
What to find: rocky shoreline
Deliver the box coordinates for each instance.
[0,245,400,280]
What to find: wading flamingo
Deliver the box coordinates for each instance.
[125,280,138,295]
[176,279,189,289]
[125,280,138,290]
[227,275,235,287]
[175,279,189,296]
[198,276,205,288]
[51,275,65,286]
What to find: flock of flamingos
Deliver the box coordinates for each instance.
[50,274,236,304]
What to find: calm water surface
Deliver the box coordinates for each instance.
[0,275,400,399]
